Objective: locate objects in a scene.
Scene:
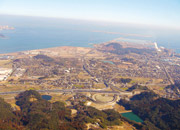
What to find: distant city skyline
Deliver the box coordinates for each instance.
[0,0,180,29]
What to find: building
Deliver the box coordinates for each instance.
[154,42,161,52]
[0,68,13,81]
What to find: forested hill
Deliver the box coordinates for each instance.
[101,43,154,55]
[118,91,180,130]
[0,90,153,130]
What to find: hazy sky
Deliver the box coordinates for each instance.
[0,0,180,28]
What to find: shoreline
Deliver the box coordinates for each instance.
[0,45,93,56]
[0,40,177,56]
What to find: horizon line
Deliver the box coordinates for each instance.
[1,13,180,31]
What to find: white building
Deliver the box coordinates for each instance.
[0,68,13,81]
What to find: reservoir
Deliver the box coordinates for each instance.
[42,95,52,101]
[102,60,114,64]
[121,112,143,123]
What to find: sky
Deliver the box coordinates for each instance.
[0,0,180,29]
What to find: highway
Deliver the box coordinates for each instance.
[161,63,175,85]
[0,89,127,95]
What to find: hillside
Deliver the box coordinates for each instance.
[118,91,180,130]
[0,90,147,130]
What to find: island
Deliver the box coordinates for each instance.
[0,33,6,39]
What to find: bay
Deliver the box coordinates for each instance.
[0,15,180,54]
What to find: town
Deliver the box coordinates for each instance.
[0,41,180,110]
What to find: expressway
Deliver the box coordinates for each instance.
[0,89,132,95]
[161,62,175,85]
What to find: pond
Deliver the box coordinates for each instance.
[102,60,114,64]
[121,112,143,123]
[42,95,52,101]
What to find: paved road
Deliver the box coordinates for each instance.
[161,63,174,85]
[0,89,130,95]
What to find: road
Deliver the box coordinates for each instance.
[0,89,132,95]
[161,63,174,85]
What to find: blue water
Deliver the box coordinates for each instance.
[0,27,119,53]
[102,60,114,64]
[0,15,180,54]
[42,95,52,101]
[121,112,143,123]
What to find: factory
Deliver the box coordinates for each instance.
[154,42,162,52]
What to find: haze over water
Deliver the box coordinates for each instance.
[0,15,180,54]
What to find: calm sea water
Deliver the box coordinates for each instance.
[0,15,180,54]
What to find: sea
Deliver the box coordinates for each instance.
[0,15,180,54]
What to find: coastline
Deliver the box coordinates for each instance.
[0,38,177,56]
